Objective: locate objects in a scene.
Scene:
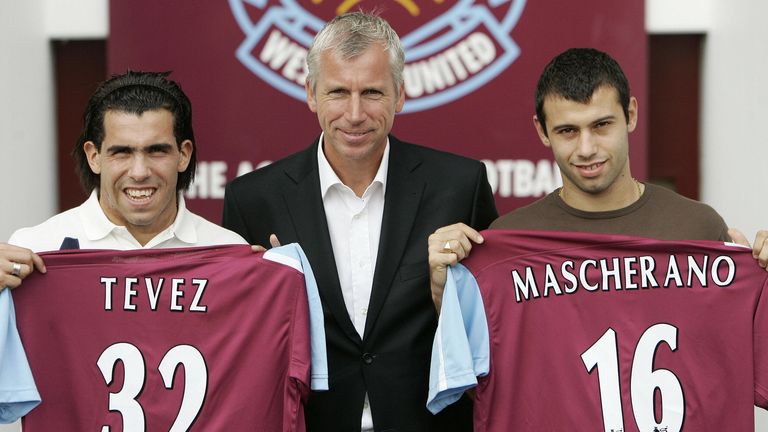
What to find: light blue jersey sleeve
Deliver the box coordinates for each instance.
[0,289,41,422]
[427,264,489,414]
[264,244,329,391]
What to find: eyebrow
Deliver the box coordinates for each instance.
[105,143,174,155]
[551,115,617,132]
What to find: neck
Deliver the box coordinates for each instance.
[323,144,384,198]
[559,175,644,212]
[333,162,378,197]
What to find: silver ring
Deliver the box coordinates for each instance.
[443,241,452,251]
[11,262,22,277]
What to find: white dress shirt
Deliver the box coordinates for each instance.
[9,190,246,252]
[317,135,389,432]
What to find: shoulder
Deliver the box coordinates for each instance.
[8,207,83,252]
[393,137,483,166]
[490,194,557,230]
[227,142,316,193]
[646,184,724,216]
[389,137,486,180]
[187,212,248,246]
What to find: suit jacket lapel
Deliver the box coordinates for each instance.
[364,137,425,338]
[283,139,363,345]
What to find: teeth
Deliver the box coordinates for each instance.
[126,189,153,198]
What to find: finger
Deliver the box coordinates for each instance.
[269,234,281,248]
[31,253,46,274]
[251,245,267,253]
[754,230,768,259]
[728,228,750,247]
[754,230,768,269]
[0,245,43,275]
[434,223,484,243]
[0,274,21,291]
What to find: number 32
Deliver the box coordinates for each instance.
[97,342,208,432]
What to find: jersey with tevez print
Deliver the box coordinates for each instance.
[428,229,768,432]
[12,243,327,432]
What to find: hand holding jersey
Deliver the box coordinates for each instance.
[427,223,484,313]
[729,228,768,269]
[0,244,45,291]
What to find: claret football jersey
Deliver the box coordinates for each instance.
[428,230,768,432]
[11,243,327,432]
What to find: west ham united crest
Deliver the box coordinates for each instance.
[229,0,526,112]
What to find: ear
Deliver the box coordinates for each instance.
[83,141,101,174]
[306,80,318,113]
[533,116,551,147]
[395,82,405,113]
[626,96,638,133]
[177,140,193,172]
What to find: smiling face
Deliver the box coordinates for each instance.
[535,86,638,210]
[306,43,405,177]
[84,109,192,245]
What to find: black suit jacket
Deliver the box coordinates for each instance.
[223,136,497,431]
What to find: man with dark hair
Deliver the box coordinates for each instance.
[223,11,497,432]
[1,70,244,289]
[425,48,768,430]
[430,47,767,311]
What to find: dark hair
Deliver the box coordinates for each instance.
[535,48,630,136]
[73,70,196,193]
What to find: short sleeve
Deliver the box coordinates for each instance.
[427,264,489,414]
[264,244,328,391]
[0,290,40,422]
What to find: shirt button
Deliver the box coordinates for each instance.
[361,307,368,315]
[362,353,374,365]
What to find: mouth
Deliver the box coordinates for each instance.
[124,188,156,203]
[339,128,372,141]
[574,161,605,177]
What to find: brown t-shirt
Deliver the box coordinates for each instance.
[490,183,730,241]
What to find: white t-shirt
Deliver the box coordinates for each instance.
[9,190,246,251]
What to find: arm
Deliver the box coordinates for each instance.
[0,243,46,291]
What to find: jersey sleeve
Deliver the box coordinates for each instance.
[264,244,329,391]
[0,289,40,423]
[427,264,489,414]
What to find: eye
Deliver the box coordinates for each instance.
[108,147,131,157]
[327,88,348,97]
[363,89,384,99]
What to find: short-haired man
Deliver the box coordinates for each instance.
[430,47,767,310]
[224,11,497,432]
[1,70,245,289]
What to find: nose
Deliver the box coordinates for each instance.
[128,154,151,181]
[345,94,365,124]
[575,130,598,159]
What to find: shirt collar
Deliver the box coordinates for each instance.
[316,132,389,198]
[79,189,197,245]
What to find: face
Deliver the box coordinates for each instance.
[84,109,192,244]
[306,44,405,171]
[534,86,638,200]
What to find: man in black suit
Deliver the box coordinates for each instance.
[223,12,497,431]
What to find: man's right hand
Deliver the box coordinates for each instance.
[0,243,46,291]
[428,223,484,314]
